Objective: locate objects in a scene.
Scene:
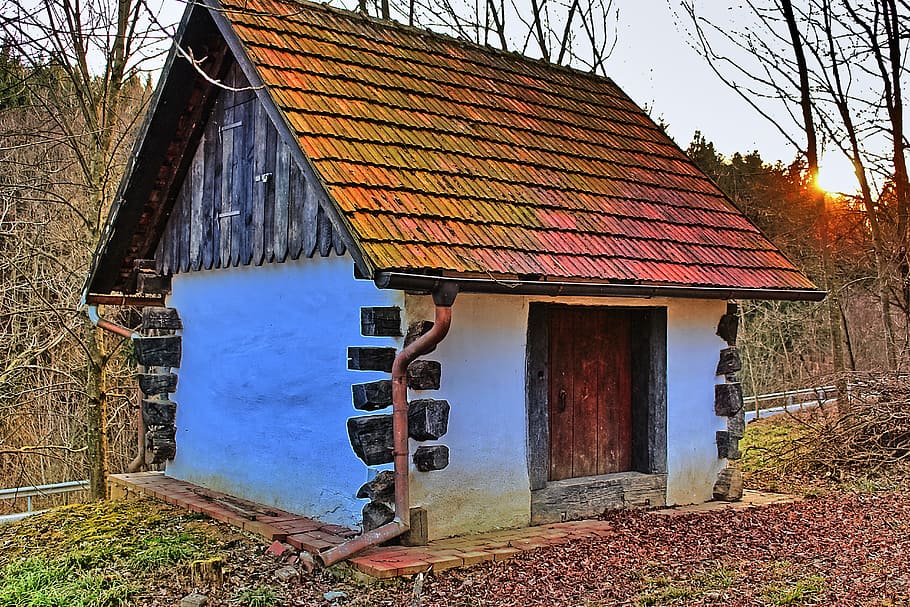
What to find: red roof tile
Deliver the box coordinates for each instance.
[220,0,817,292]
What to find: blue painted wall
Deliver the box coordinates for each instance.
[165,255,402,528]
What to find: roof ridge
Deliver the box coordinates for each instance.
[220,0,637,95]
[230,9,646,121]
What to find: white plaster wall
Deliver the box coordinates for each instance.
[664,299,729,505]
[405,294,728,537]
[165,256,402,528]
[405,294,533,539]
[166,264,727,533]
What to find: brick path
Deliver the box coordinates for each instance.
[109,472,358,554]
[109,472,615,577]
[110,472,793,578]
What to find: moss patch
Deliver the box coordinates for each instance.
[739,414,807,492]
[0,500,227,607]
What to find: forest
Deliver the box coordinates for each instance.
[0,0,907,508]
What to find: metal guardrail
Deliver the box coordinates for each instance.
[743,385,837,410]
[743,384,845,422]
[0,480,89,523]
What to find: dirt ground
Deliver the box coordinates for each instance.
[51,489,906,607]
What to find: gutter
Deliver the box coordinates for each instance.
[317,282,459,567]
[374,272,827,302]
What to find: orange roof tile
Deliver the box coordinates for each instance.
[220,0,817,292]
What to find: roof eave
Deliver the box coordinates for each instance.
[373,271,827,302]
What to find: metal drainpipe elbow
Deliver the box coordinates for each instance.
[316,284,458,568]
[84,302,139,340]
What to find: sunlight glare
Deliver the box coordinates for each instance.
[816,159,859,196]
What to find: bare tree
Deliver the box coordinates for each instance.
[352,0,618,76]
[682,0,909,373]
[0,0,164,499]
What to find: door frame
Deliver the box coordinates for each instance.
[526,303,668,521]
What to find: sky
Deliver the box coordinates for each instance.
[153,0,860,194]
[606,2,858,195]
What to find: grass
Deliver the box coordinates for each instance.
[764,575,826,605]
[235,585,278,607]
[739,414,807,492]
[631,565,738,606]
[0,500,216,607]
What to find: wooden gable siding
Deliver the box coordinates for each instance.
[155,63,346,275]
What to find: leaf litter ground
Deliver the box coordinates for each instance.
[2,410,910,606]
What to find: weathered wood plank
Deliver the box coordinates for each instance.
[407,399,449,440]
[141,306,182,331]
[251,102,268,265]
[362,501,394,532]
[189,135,205,271]
[713,467,743,501]
[171,189,189,274]
[288,161,305,259]
[526,304,549,491]
[346,414,393,465]
[716,303,739,346]
[133,335,182,368]
[716,431,742,460]
[407,360,440,390]
[302,164,319,258]
[360,306,402,337]
[715,382,744,417]
[716,347,742,375]
[599,309,633,476]
[201,112,217,271]
[168,210,178,274]
[413,445,449,471]
[333,226,346,256]
[347,347,396,372]
[352,380,392,411]
[137,273,171,295]
[263,114,277,263]
[157,217,170,274]
[145,426,176,465]
[219,103,234,267]
[180,168,192,272]
[400,507,428,547]
[317,205,333,257]
[530,472,666,525]
[273,140,290,262]
[237,99,254,266]
[548,307,574,481]
[230,104,246,267]
[137,372,178,396]
[142,398,177,427]
[356,470,394,501]
[209,96,223,269]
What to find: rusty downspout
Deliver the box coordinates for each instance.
[317,284,458,567]
[85,305,138,340]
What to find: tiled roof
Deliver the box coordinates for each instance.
[220,0,817,291]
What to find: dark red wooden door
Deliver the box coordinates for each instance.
[548,307,632,481]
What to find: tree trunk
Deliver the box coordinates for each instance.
[85,324,109,500]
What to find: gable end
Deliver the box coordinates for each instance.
[155,63,347,275]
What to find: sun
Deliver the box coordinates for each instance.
[815,159,859,196]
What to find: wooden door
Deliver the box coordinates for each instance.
[548,307,632,481]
